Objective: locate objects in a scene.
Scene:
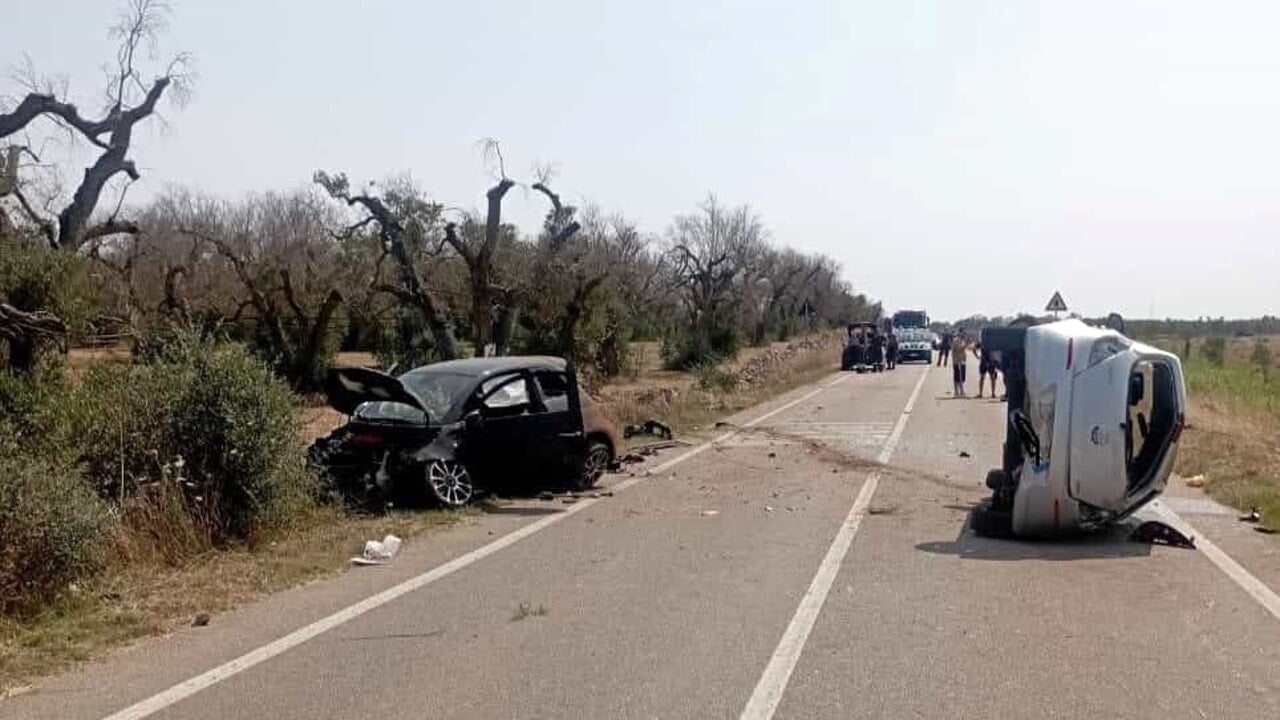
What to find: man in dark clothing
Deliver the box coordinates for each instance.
[937,330,953,367]
[885,330,898,370]
[869,329,885,370]
[978,343,1000,398]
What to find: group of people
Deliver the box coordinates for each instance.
[845,324,898,370]
[935,328,1000,399]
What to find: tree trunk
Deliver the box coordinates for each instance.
[4,335,36,375]
[363,197,460,360]
[493,304,518,356]
[291,289,343,390]
[471,267,493,357]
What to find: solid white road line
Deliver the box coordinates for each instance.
[101,372,854,720]
[740,366,930,720]
[1148,501,1280,623]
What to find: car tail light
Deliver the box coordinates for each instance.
[350,433,384,447]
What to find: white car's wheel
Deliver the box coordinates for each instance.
[426,460,474,508]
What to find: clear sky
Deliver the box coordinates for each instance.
[4,0,1277,321]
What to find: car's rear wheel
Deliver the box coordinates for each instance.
[426,459,474,508]
[573,440,613,491]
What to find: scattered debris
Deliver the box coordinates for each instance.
[786,506,797,512]
[0,685,33,700]
[714,421,731,428]
[767,452,777,458]
[619,440,687,464]
[1240,507,1261,523]
[1129,520,1196,549]
[867,505,898,516]
[192,612,211,627]
[1185,474,1207,488]
[624,419,674,440]
[700,510,719,517]
[351,534,403,565]
[538,490,556,501]
[764,505,775,512]
[512,602,549,621]
[959,451,971,458]
[1255,526,1278,535]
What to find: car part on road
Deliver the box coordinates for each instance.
[975,319,1188,538]
[624,418,673,440]
[619,440,687,464]
[1129,520,1196,549]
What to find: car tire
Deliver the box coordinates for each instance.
[969,498,1014,538]
[572,439,613,491]
[425,459,474,508]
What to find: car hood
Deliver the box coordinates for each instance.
[324,366,429,416]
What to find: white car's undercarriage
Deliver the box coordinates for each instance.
[973,319,1188,538]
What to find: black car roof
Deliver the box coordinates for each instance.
[409,355,567,379]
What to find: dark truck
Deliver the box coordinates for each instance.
[309,356,620,507]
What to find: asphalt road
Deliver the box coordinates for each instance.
[6,365,1280,719]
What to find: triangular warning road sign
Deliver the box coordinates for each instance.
[1045,291,1068,313]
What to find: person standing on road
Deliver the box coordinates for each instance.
[950,329,973,396]
[937,330,952,367]
[977,343,1000,398]
[885,329,898,370]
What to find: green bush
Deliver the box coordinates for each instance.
[0,237,93,374]
[694,363,739,393]
[0,370,76,462]
[0,455,111,615]
[1202,336,1227,367]
[1253,339,1273,380]
[375,307,439,371]
[662,322,742,371]
[77,333,314,544]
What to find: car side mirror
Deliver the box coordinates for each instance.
[464,409,484,431]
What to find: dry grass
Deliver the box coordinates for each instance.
[596,332,843,442]
[0,506,467,691]
[1176,357,1280,530]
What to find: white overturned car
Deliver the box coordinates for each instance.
[973,320,1187,538]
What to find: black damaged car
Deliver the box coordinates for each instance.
[309,356,621,507]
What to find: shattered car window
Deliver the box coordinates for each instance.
[481,376,531,409]
[355,370,473,423]
[536,372,570,412]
